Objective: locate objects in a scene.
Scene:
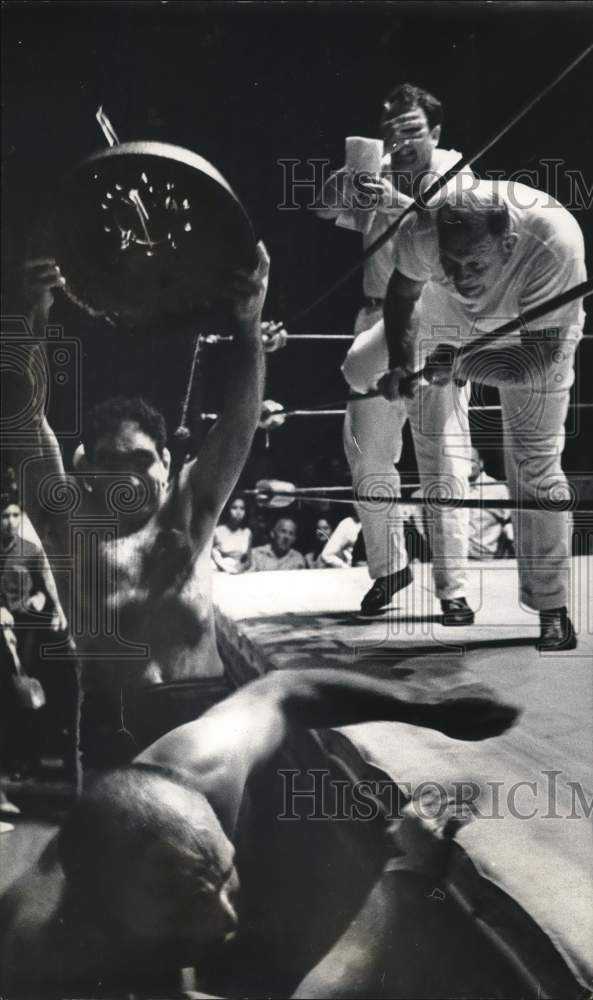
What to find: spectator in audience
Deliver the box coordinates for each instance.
[305,517,333,568]
[250,516,306,571]
[1,483,69,780]
[212,495,252,574]
[320,511,362,569]
[1,492,67,663]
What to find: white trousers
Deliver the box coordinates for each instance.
[342,313,575,610]
[342,311,471,599]
[499,380,573,611]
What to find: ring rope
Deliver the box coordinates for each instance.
[203,331,593,346]
[199,401,593,423]
[247,489,592,513]
[362,279,593,400]
[202,333,354,344]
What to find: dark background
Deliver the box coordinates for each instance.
[3,1,593,485]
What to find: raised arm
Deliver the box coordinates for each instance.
[184,245,268,543]
[376,267,426,400]
[139,668,519,837]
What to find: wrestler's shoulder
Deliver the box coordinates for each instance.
[396,209,437,243]
[501,181,585,251]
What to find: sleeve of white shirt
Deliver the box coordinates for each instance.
[392,214,437,282]
[519,211,587,331]
[320,518,359,568]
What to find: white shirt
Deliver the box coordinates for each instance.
[250,545,306,572]
[393,180,586,375]
[211,524,251,574]
[320,517,362,568]
[330,148,468,299]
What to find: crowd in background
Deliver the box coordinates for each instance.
[211,446,516,576]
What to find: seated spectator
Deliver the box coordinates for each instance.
[1,489,68,662]
[211,495,252,574]
[1,483,69,780]
[305,517,333,568]
[250,517,306,571]
[320,512,362,569]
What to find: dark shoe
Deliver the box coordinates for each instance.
[441,597,475,627]
[360,566,413,616]
[538,607,577,651]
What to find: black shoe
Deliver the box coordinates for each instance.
[441,597,475,627]
[360,566,413,616]
[537,607,577,651]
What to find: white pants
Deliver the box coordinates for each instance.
[342,311,471,599]
[343,314,575,610]
[499,379,573,611]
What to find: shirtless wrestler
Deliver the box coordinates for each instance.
[3,248,269,770]
[0,667,518,998]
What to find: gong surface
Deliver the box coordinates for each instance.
[53,142,258,325]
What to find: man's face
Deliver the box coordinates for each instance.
[229,498,246,526]
[1,504,21,541]
[381,106,439,178]
[271,519,296,555]
[439,231,512,302]
[89,420,170,521]
[119,807,240,962]
[315,519,331,545]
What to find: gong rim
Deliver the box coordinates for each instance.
[53,141,258,325]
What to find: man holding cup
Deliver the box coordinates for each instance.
[316,83,475,621]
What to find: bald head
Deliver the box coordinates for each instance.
[59,764,238,954]
[270,517,297,556]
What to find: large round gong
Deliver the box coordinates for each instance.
[53,142,258,326]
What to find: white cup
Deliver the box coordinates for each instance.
[345,136,384,175]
